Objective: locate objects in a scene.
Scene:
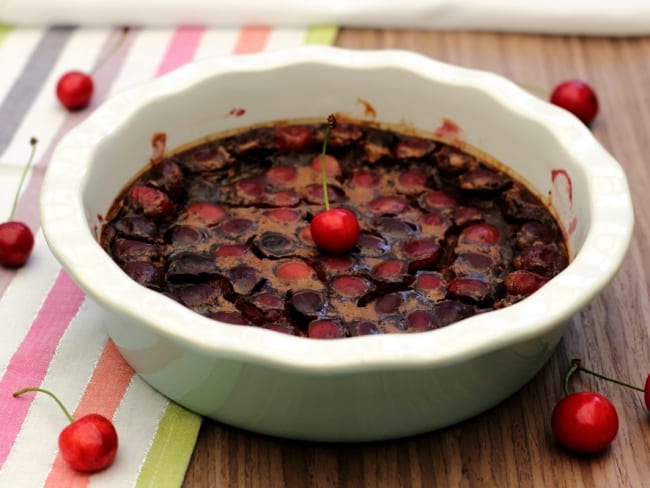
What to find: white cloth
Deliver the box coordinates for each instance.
[0,0,649,36]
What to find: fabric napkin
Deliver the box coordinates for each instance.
[0,0,649,35]
[0,24,337,487]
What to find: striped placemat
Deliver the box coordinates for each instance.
[0,24,338,487]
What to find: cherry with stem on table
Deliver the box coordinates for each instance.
[309,114,360,255]
[56,27,130,111]
[551,359,649,454]
[0,138,37,267]
[13,387,118,472]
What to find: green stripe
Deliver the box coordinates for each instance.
[304,24,339,45]
[0,25,13,45]
[135,402,202,488]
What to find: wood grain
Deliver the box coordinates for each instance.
[182,30,650,488]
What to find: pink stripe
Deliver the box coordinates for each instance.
[233,26,272,54]
[156,26,205,76]
[0,271,85,469]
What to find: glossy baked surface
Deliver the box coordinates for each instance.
[100,121,568,337]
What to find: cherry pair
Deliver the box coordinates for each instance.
[551,358,649,453]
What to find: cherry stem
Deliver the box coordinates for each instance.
[563,358,644,396]
[320,114,336,211]
[13,387,74,423]
[91,26,130,75]
[8,138,38,222]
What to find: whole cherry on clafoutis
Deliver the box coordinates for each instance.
[549,79,599,125]
[310,114,360,254]
[0,138,37,267]
[551,359,649,454]
[13,387,118,472]
[56,27,130,111]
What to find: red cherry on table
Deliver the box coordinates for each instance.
[0,221,34,267]
[551,391,619,453]
[54,28,131,111]
[644,374,650,411]
[310,208,360,255]
[59,413,118,472]
[549,79,599,125]
[56,71,94,110]
[14,387,118,472]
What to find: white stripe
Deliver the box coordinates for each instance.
[89,376,169,488]
[265,27,307,51]
[194,28,241,59]
[0,164,30,222]
[106,28,176,97]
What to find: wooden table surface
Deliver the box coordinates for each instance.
[182,30,650,488]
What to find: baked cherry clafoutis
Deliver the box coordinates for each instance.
[100,119,569,338]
